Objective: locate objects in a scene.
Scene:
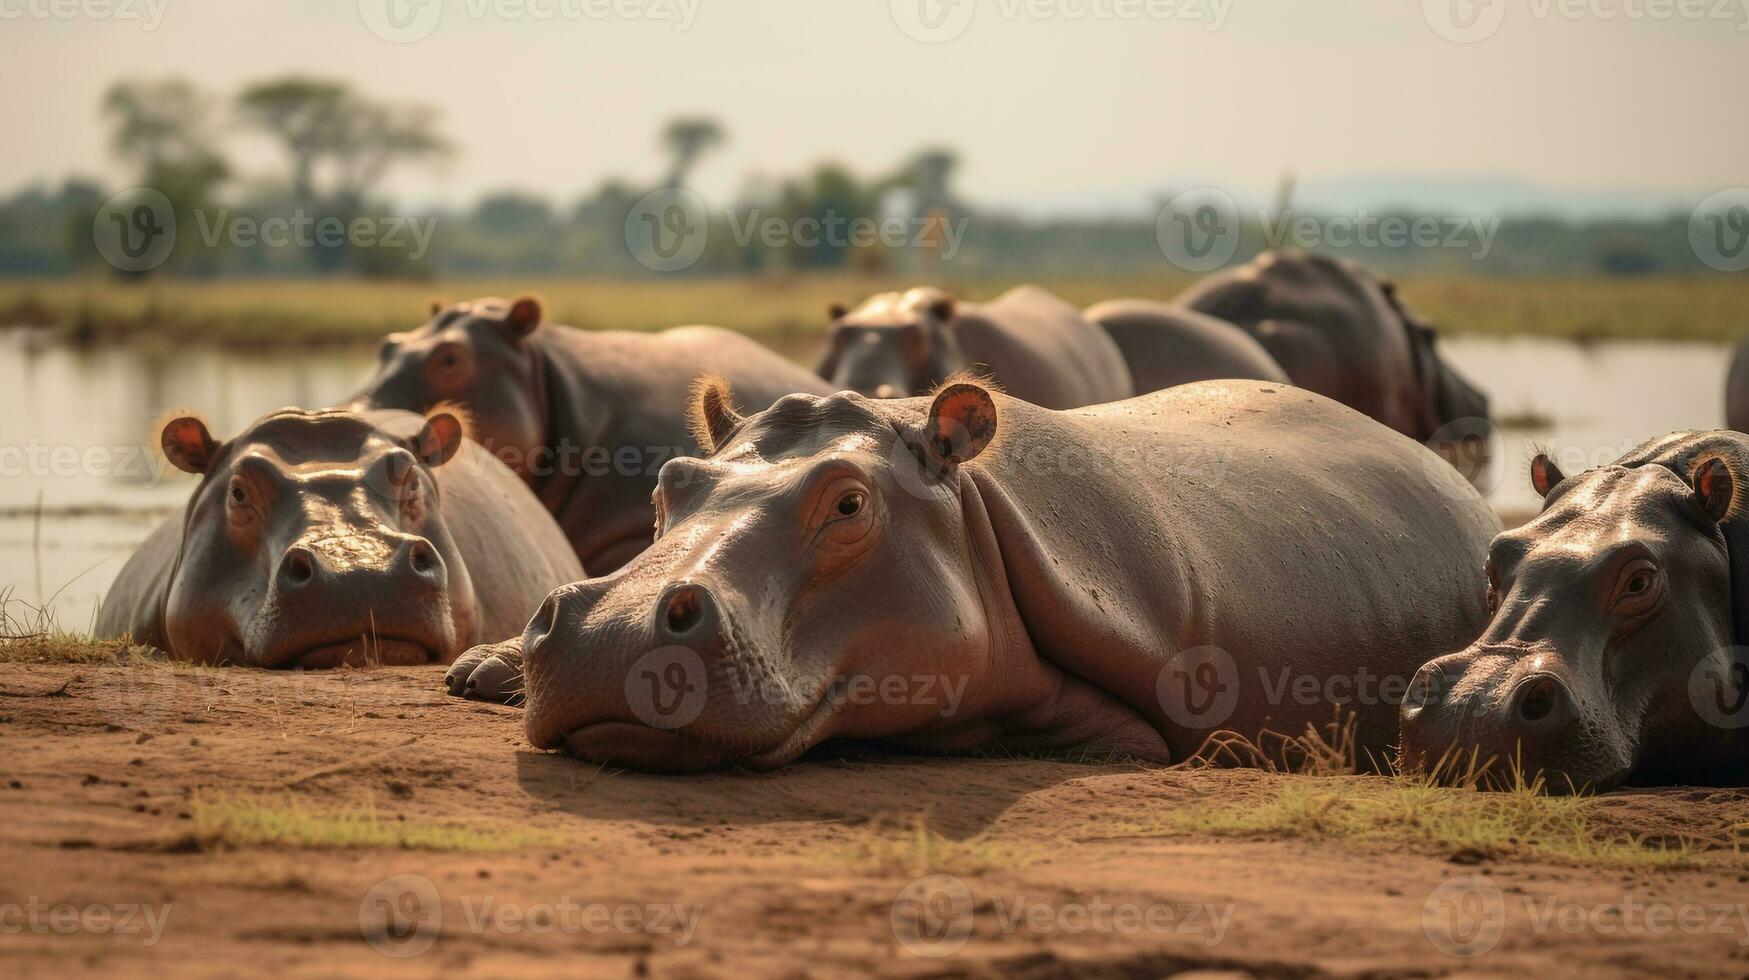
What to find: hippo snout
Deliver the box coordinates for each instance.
[1400,648,1631,792]
[255,532,455,668]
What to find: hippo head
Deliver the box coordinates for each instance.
[1408,321,1490,440]
[159,408,478,667]
[355,296,547,478]
[1400,453,1746,791]
[815,288,966,398]
[520,379,1003,771]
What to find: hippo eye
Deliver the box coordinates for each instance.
[836,491,866,517]
[1615,560,1661,612]
[1625,571,1653,595]
[230,484,246,505]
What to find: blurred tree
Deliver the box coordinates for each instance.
[102,79,231,275]
[474,192,553,234]
[236,77,450,206]
[660,117,725,188]
[235,78,348,201]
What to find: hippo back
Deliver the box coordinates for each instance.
[952,286,1134,409]
[1083,299,1290,393]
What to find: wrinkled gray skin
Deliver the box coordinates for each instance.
[816,285,1134,409]
[458,379,1498,773]
[1084,299,1290,392]
[1177,251,1490,445]
[1727,340,1749,434]
[355,296,834,573]
[96,408,582,667]
[1400,431,1749,792]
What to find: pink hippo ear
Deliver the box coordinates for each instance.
[412,412,466,468]
[161,416,219,475]
[428,298,445,318]
[926,295,957,323]
[503,295,544,342]
[1693,457,1737,524]
[1529,452,1566,498]
[827,302,849,321]
[686,374,744,455]
[912,382,997,475]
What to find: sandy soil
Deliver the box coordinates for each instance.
[3,661,1748,979]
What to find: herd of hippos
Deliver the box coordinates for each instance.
[90,250,1749,793]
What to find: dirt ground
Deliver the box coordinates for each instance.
[4,660,1749,979]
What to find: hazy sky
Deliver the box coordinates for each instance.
[3,0,1745,215]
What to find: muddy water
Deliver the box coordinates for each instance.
[0,332,1733,627]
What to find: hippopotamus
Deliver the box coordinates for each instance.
[816,285,1134,409]
[1175,251,1489,445]
[456,377,1499,772]
[1727,340,1749,433]
[95,407,582,667]
[1083,299,1290,392]
[1401,432,1749,792]
[354,296,835,572]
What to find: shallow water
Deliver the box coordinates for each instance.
[0,331,1733,628]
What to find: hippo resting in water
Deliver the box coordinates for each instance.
[354,296,834,573]
[96,408,582,667]
[817,285,1134,409]
[1177,251,1489,448]
[1083,299,1289,392]
[455,378,1499,772]
[1401,432,1749,792]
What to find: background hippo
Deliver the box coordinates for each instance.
[1401,432,1749,792]
[1084,299,1290,392]
[1176,251,1489,448]
[354,296,835,572]
[96,408,582,667]
[465,377,1498,772]
[1727,340,1749,433]
[816,285,1134,409]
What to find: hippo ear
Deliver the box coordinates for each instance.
[926,296,957,323]
[161,416,219,475]
[502,295,543,342]
[411,413,465,468]
[428,299,444,318]
[912,382,997,474]
[1530,453,1566,499]
[1693,457,1737,524]
[828,302,849,321]
[687,374,744,455]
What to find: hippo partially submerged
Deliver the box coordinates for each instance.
[355,296,834,572]
[1083,299,1289,392]
[461,378,1498,772]
[1401,432,1749,791]
[1177,251,1489,446]
[96,408,582,667]
[817,285,1134,408]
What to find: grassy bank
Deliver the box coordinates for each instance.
[2,273,1747,353]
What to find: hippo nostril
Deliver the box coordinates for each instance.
[664,586,704,636]
[408,539,438,576]
[281,547,316,587]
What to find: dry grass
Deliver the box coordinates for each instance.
[186,792,561,852]
[839,811,1040,876]
[4,272,1746,352]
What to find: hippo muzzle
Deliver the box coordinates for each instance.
[1400,644,1635,792]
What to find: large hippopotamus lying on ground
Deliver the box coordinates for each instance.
[96,408,582,667]
[1083,299,1289,392]
[817,285,1134,409]
[456,378,1499,772]
[353,297,834,572]
[1177,251,1489,448]
[1726,340,1749,433]
[1401,433,1749,792]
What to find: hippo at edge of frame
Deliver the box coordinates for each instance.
[815,285,1135,409]
[95,407,582,668]
[1726,339,1749,434]
[353,296,836,574]
[1082,298,1290,392]
[451,376,1501,773]
[1175,251,1490,466]
[1400,431,1749,793]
